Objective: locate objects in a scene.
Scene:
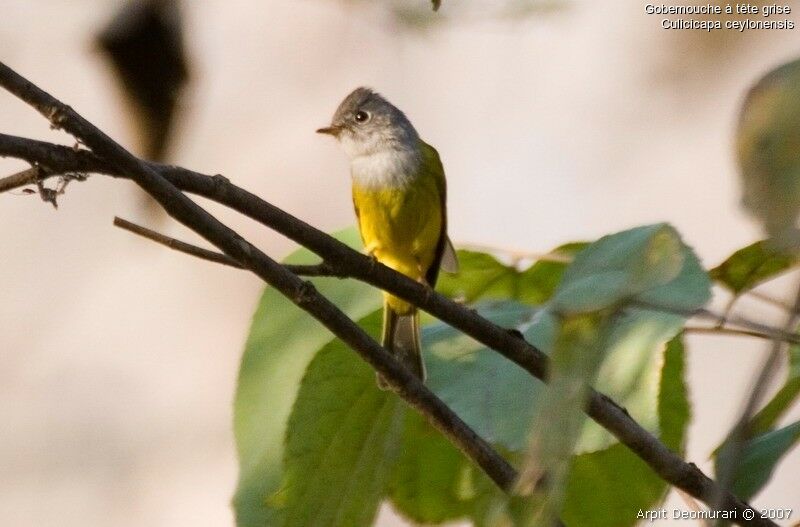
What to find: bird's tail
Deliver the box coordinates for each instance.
[376,299,424,390]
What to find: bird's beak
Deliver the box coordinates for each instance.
[316,125,341,136]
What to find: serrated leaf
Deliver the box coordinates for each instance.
[710,240,798,294]
[576,309,688,452]
[547,225,706,452]
[233,229,382,526]
[657,336,691,452]
[281,310,404,527]
[552,224,708,314]
[497,223,702,525]
[419,305,694,459]
[561,334,690,527]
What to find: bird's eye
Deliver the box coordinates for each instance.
[354,110,370,123]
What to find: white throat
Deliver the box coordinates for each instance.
[349,147,422,189]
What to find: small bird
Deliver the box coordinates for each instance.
[318,87,458,387]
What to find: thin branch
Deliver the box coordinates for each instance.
[114,216,244,268]
[0,65,775,525]
[114,216,340,277]
[0,62,517,493]
[745,289,797,314]
[0,165,41,192]
[632,300,800,347]
[716,294,739,329]
[684,325,800,345]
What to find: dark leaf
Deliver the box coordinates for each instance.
[710,240,798,294]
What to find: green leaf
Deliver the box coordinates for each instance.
[551,225,707,451]
[425,301,547,452]
[561,444,666,527]
[281,310,404,527]
[750,344,800,436]
[517,243,589,305]
[233,229,382,526]
[388,243,585,525]
[561,334,691,527]
[421,268,701,458]
[519,312,616,525]
[576,308,686,452]
[232,225,701,527]
[388,410,490,523]
[718,420,800,500]
[435,251,521,303]
[714,344,800,500]
[507,223,702,524]
[657,336,691,452]
[436,243,587,306]
[710,240,798,294]
[552,224,708,314]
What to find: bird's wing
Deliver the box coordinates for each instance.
[440,237,459,274]
[420,141,458,285]
[351,191,369,250]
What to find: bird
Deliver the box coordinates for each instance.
[317,87,458,388]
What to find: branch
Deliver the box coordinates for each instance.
[0,65,775,525]
[0,62,518,493]
[684,325,800,345]
[114,216,244,268]
[0,165,43,192]
[632,300,800,347]
[746,288,799,314]
[113,216,340,277]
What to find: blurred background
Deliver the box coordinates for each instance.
[2,0,799,525]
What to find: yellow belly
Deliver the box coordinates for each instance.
[353,179,442,314]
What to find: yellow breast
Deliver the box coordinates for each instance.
[352,177,442,281]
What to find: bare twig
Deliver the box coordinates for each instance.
[745,289,797,314]
[716,295,739,329]
[113,216,341,277]
[114,216,244,268]
[685,325,800,345]
[0,64,776,525]
[631,300,800,347]
[0,165,41,192]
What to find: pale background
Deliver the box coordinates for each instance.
[1,1,799,525]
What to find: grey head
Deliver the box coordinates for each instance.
[317,87,420,159]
